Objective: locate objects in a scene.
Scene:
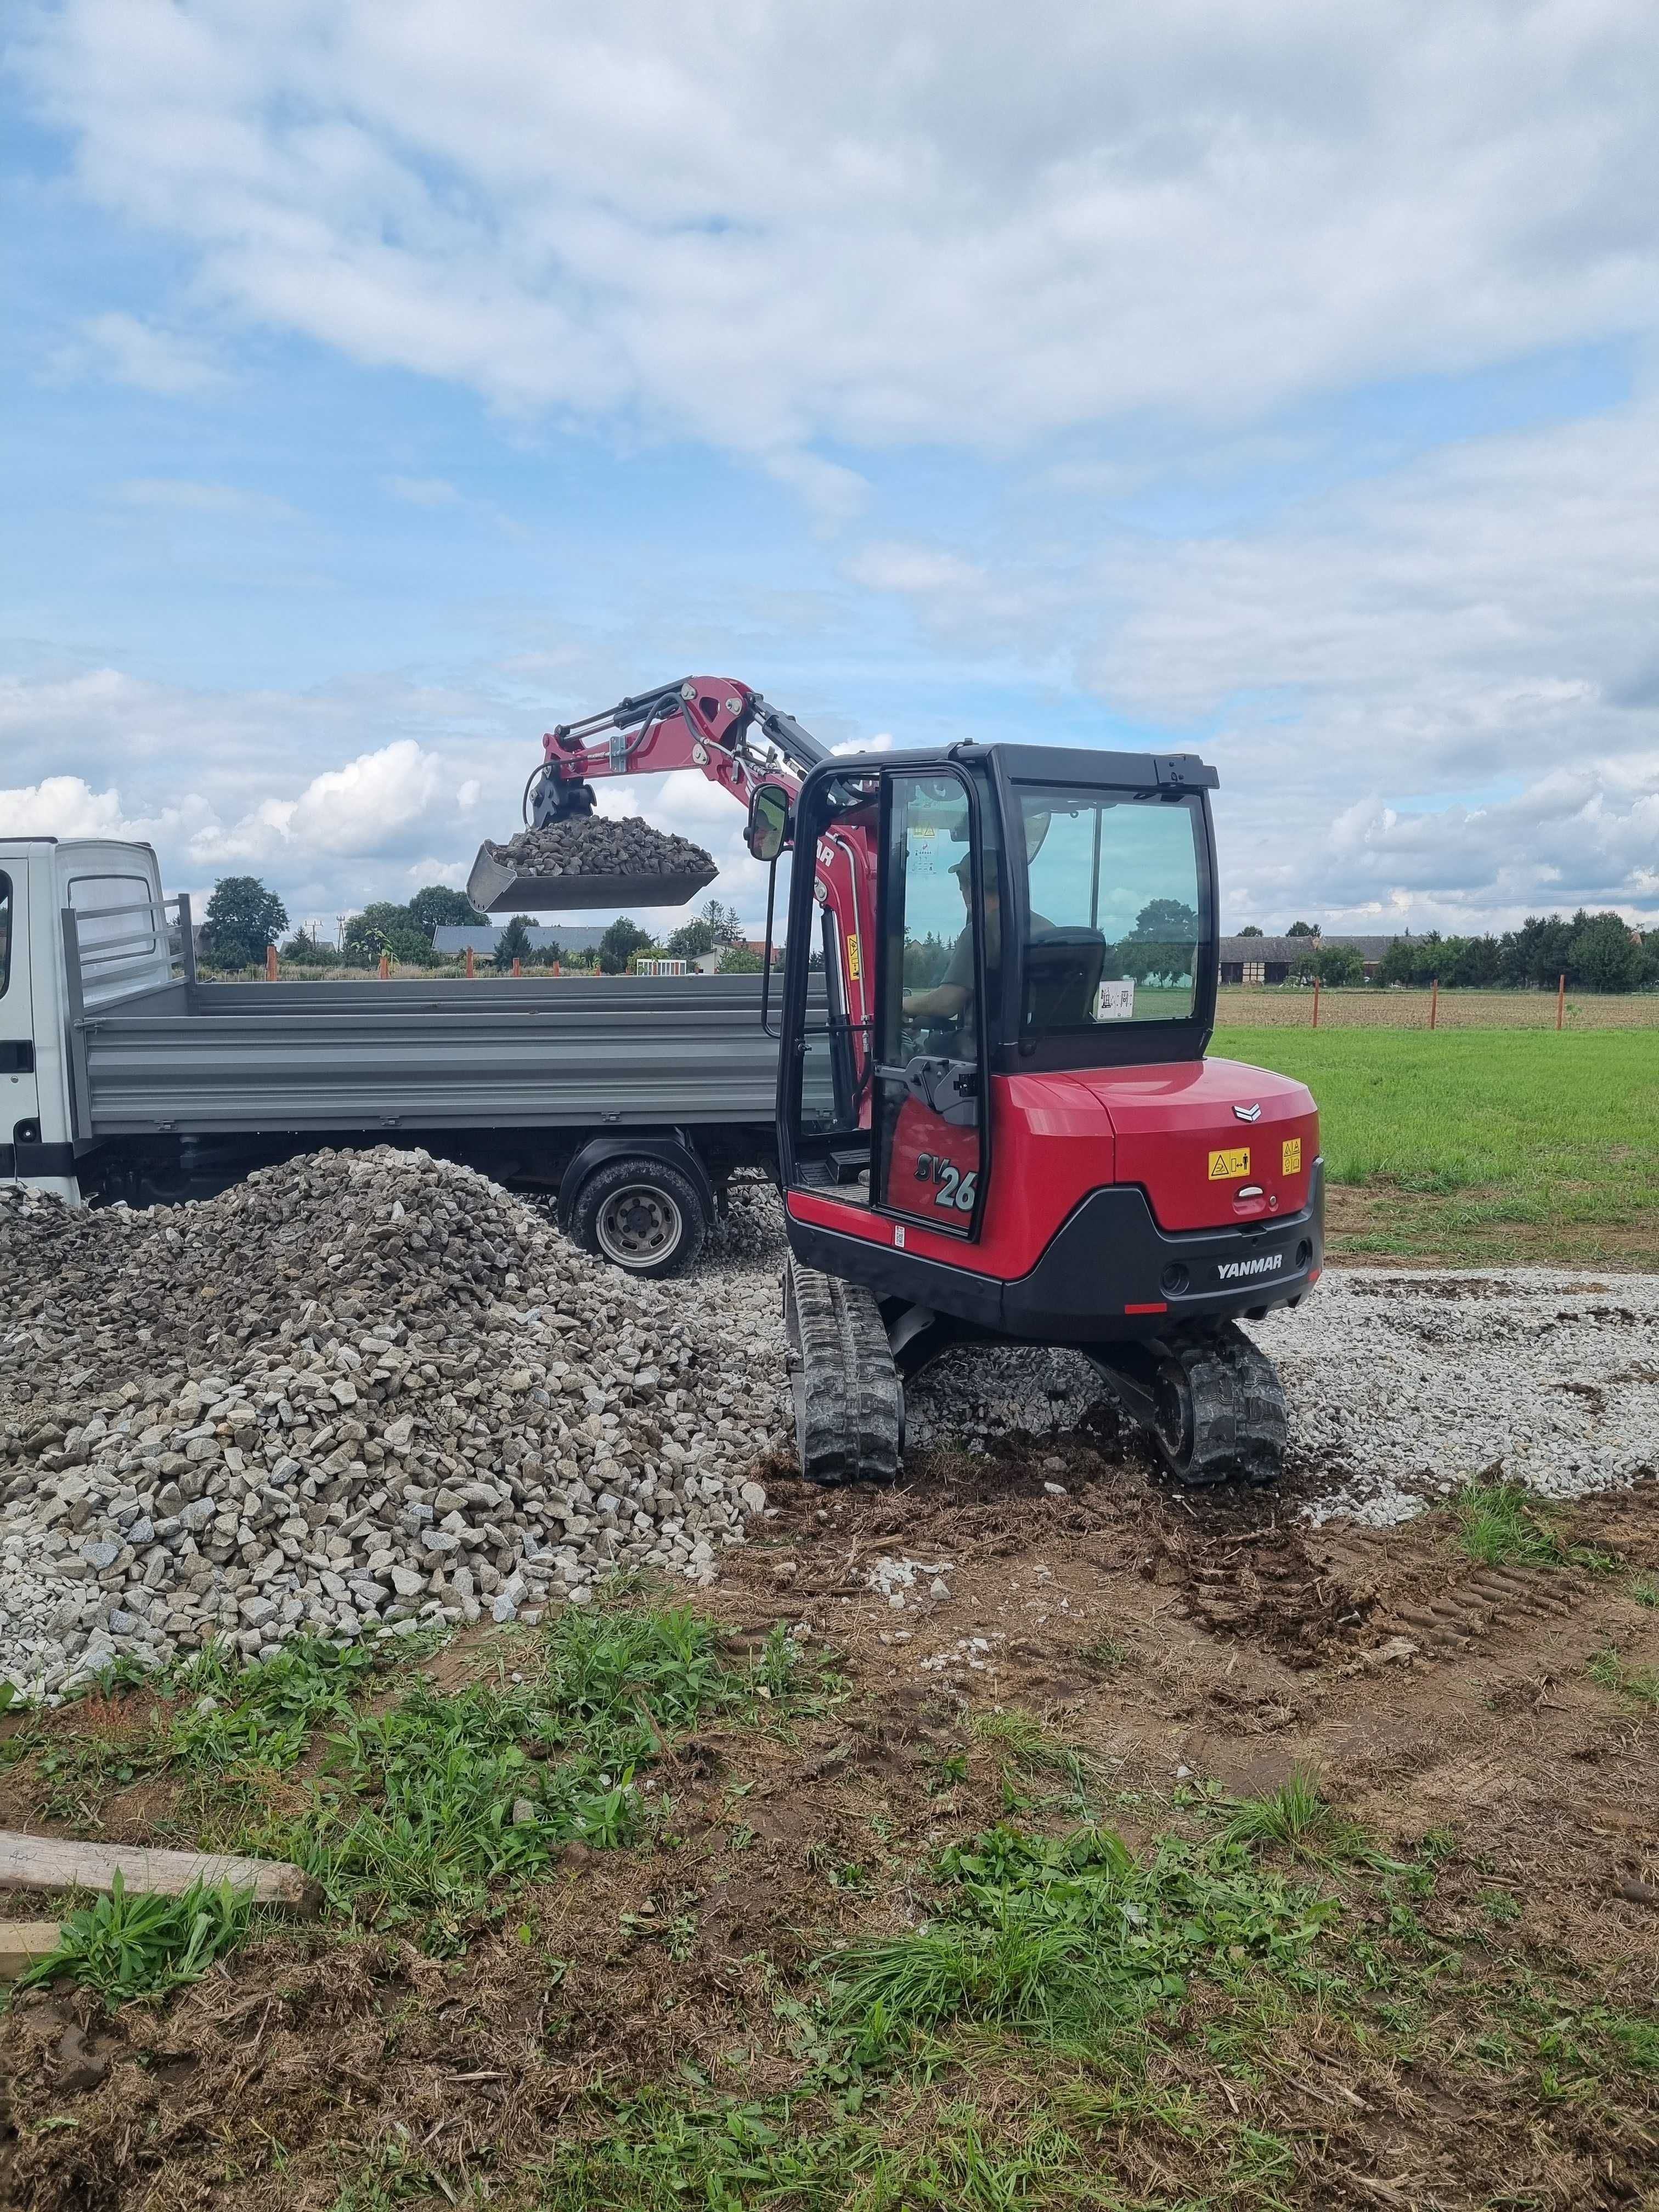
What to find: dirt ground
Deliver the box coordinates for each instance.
[3,1429,1657,2212]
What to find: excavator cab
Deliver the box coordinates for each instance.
[758,741,1322,1489]
[771,742,1217,1242]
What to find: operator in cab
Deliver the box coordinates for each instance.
[902,853,1052,1030]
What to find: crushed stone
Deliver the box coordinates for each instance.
[0,1148,786,1702]
[8,1155,1652,1702]
[484,814,715,883]
[1251,1267,1659,1526]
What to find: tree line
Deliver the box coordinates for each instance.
[198,877,760,975]
[200,877,1657,993]
[1235,910,1659,991]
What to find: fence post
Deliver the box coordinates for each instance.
[1556,973,1566,1031]
[1312,977,1321,1030]
[378,951,390,980]
[465,946,475,979]
[1429,978,1438,1030]
[265,944,278,982]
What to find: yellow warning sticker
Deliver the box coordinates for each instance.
[1282,1137,1302,1175]
[1207,1147,1250,1181]
[846,934,861,979]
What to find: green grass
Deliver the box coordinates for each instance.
[9,1602,836,1957]
[1632,1575,1659,1610]
[171,1633,390,1771]
[967,1708,1102,1812]
[535,2091,1104,2212]
[265,1608,828,1947]
[15,1871,253,2010]
[818,1822,1334,2063]
[1218,1027,1659,1263]
[1453,1481,1618,1574]
[1221,1768,1374,1863]
[1587,1647,1659,1710]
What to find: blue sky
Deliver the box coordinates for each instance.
[3,1,1656,941]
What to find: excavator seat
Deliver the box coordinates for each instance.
[1023,928,1108,1033]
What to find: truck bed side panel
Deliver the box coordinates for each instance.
[74,975,800,1135]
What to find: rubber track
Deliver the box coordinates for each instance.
[1167,1324,1289,1488]
[784,1255,904,1486]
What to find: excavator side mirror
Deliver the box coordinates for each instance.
[745,781,793,864]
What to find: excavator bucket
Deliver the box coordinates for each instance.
[466,843,718,915]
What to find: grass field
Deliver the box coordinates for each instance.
[1219,1026,1659,1268]
[1216,986,1659,1029]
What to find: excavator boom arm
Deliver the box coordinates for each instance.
[532,677,827,826]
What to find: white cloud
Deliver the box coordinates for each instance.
[187,740,446,864]
[118,478,296,518]
[0,772,136,839]
[855,394,1659,924]
[386,475,464,507]
[68,309,224,394]
[16,2,1659,476]
[1235,759,1659,932]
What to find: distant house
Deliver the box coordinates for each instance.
[1218,934,1399,985]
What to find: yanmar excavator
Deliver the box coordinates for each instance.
[471,677,1323,1489]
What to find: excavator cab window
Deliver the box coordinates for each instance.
[1015,786,1203,1041]
[870,770,988,1235]
[778,772,880,1198]
[987,760,1216,1072]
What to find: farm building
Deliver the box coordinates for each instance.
[1219,934,1398,984]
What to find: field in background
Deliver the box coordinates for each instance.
[1223,1026,1659,1268]
[1216,985,1659,1029]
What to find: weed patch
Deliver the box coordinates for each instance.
[968,1708,1101,1813]
[276,1603,827,1948]
[1222,1768,1374,1863]
[535,2088,1101,2212]
[819,1822,1335,2063]
[15,1872,252,2010]
[1453,1481,1618,1573]
[1587,1647,1659,1709]
[170,1635,390,1772]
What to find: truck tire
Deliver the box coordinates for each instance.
[571,1155,708,1278]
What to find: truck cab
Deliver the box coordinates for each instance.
[1,838,176,1200]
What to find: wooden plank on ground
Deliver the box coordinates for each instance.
[0,1921,64,1980]
[0,1831,322,1915]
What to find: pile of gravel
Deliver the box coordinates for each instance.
[0,1149,786,1702]
[484,815,716,885]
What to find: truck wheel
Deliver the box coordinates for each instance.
[572,1156,708,1278]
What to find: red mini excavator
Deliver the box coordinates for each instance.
[470,678,1322,1489]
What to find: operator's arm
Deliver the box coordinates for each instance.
[902,925,973,1022]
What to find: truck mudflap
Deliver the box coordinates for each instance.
[781,1161,1324,1345]
[0,1136,83,1204]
